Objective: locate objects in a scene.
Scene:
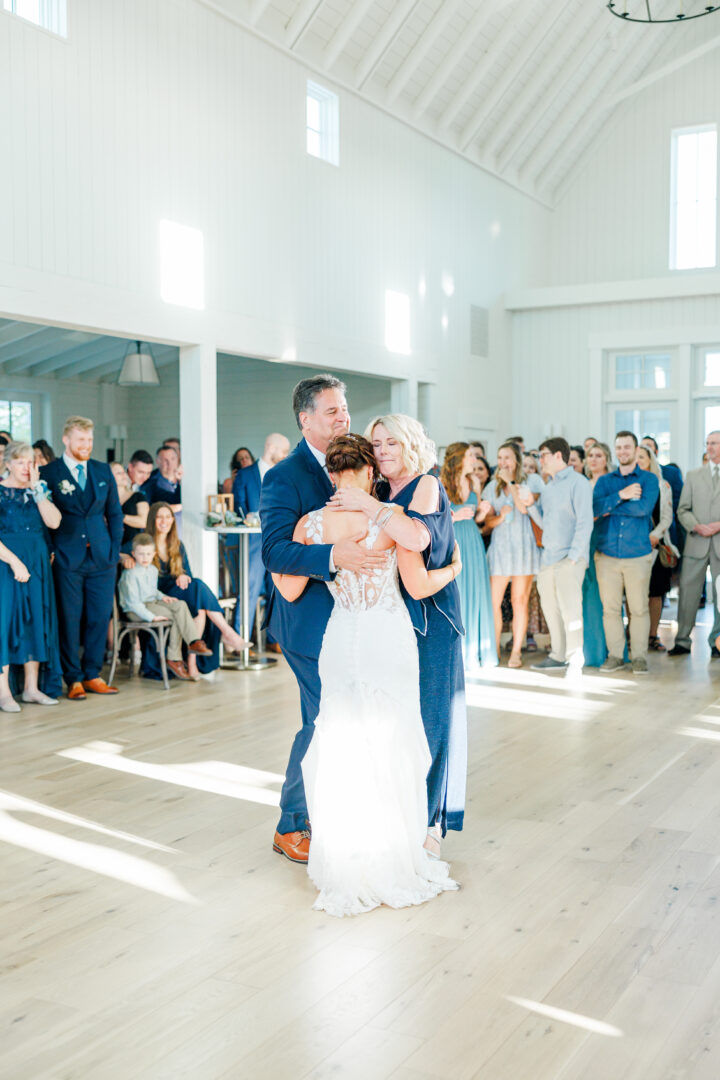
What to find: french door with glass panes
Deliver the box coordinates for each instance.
[693,346,720,466]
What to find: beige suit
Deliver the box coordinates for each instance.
[675,464,720,648]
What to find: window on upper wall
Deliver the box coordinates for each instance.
[2,0,67,37]
[614,352,671,391]
[306,81,339,167]
[670,124,718,270]
[0,399,33,442]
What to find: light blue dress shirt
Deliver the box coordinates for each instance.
[531,466,593,567]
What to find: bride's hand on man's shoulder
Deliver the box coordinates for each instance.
[326,488,374,514]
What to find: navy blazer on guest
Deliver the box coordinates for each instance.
[260,439,335,658]
[232,461,262,517]
[40,458,124,571]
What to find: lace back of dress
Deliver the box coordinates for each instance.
[304,508,403,614]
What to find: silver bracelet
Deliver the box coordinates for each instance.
[377,507,394,530]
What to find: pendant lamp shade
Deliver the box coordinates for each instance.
[118,341,160,387]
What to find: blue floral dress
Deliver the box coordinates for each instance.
[0,485,62,696]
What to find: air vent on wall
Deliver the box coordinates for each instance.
[470,305,489,358]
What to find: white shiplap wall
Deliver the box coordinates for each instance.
[0,0,550,452]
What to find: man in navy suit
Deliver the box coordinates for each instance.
[260,375,387,863]
[41,416,124,699]
[232,432,290,640]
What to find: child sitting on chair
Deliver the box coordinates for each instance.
[118,533,212,681]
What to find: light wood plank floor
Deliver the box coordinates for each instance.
[3,615,720,1079]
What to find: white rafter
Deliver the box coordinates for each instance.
[247,0,271,26]
[322,0,376,70]
[354,0,421,92]
[21,336,110,376]
[410,5,495,121]
[385,0,464,106]
[0,322,46,350]
[458,4,566,153]
[5,334,106,375]
[284,0,325,51]
[478,3,597,167]
[438,16,519,133]
[530,25,663,196]
[609,30,720,108]
[54,343,129,380]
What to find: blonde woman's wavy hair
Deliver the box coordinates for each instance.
[495,440,526,496]
[364,414,437,476]
[584,441,612,477]
[1,440,33,477]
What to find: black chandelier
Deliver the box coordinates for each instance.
[608,1,720,21]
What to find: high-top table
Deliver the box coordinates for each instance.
[205,524,277,671]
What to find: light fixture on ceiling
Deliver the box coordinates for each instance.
[608,1,720,22]
[117,341,160,387]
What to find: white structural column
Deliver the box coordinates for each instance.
[179,343,218,593]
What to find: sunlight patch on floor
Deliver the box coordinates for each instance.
[505,995,623,1037]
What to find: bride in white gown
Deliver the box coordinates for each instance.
[272,433,461,917]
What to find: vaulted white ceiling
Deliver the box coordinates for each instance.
[209,0,720,205]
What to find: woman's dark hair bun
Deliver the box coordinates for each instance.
[325,433,379,480]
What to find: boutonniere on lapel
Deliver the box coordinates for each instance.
[98,480,106,488]
[59,479,76,495]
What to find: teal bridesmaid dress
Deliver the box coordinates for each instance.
[450,492,498,671]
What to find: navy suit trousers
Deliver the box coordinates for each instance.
[53,554,116,685]
[277,647,321,833]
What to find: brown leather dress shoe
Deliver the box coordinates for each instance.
[167,659,190,680]
[189,639,213,655]
[82,678,119,695]
[272,830,310,863]
[67,682,86,700]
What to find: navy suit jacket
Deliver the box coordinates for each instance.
[40,458,124,572]
[232,461,262,517]
[260,439,335,658]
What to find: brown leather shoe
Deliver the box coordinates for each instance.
[67,682,86,700]
[272,830,310,863]
[167,659,190,680]
[189,639,213,655]
[82,678,119,695]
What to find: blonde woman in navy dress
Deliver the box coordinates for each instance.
[328,415,466,861]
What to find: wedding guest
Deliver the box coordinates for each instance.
[484,441,543,668]
[583,436,600,454]
[0,430,11,441]
[222,447,255,494]
[441,442,496,670]
[142,446,182,513]
[636,445,674,653]
[110,462,149,551]
[669,430,720,657]
[473,454,492,491]
[145,502,248,679]
[530,438,593,673]
[523,454,539,476]
[346,413,467,856]
[582,441,614,667]
[40,416,123,698]
[569,445,586,474]
[641,435,684,551]
[506,435,526,453]
[0,441,63,710]
[118,532,212,682]
[126,449,154,493]
[232,432,290,638]
[594,430,659,674]
[33,439,55,466]
[0,435,8,470]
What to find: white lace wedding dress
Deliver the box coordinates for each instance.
[301,508,459,917]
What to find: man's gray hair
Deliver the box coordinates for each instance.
[292,374,346,431]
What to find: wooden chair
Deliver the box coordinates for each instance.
[108,596,172,690]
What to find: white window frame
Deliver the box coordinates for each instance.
[669,123,718,271]
[306,81,339,167]
[2,0,67,37]
[603,348,678,463]
[0,392,35,442]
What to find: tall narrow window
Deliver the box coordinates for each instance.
[2,0,67,36]
[159,220,205,310]
[0,399,33,441]
[306,81,339,167]
[670,125,717,270]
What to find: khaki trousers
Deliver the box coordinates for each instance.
[537,558,587,664]
[675,550,720,649]
[126,599,197,661]
[595,551,654,661]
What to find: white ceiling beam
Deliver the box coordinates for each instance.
[322,0,375,70]
[438,17,518,133]
[410,6,495,121]
[247,0,271,26]
[479,3,598,167]
[458,4,566,153]
[22,336,109,376]
[3,331,103,373]
[385,0,464,106]
[0,326,60,363]
[354,0,421,92]
[284,0,325,51]
[531,25,662,195]
[609,30,720,108]
[55,343,128,380]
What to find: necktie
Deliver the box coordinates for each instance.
[76,464,87,490]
